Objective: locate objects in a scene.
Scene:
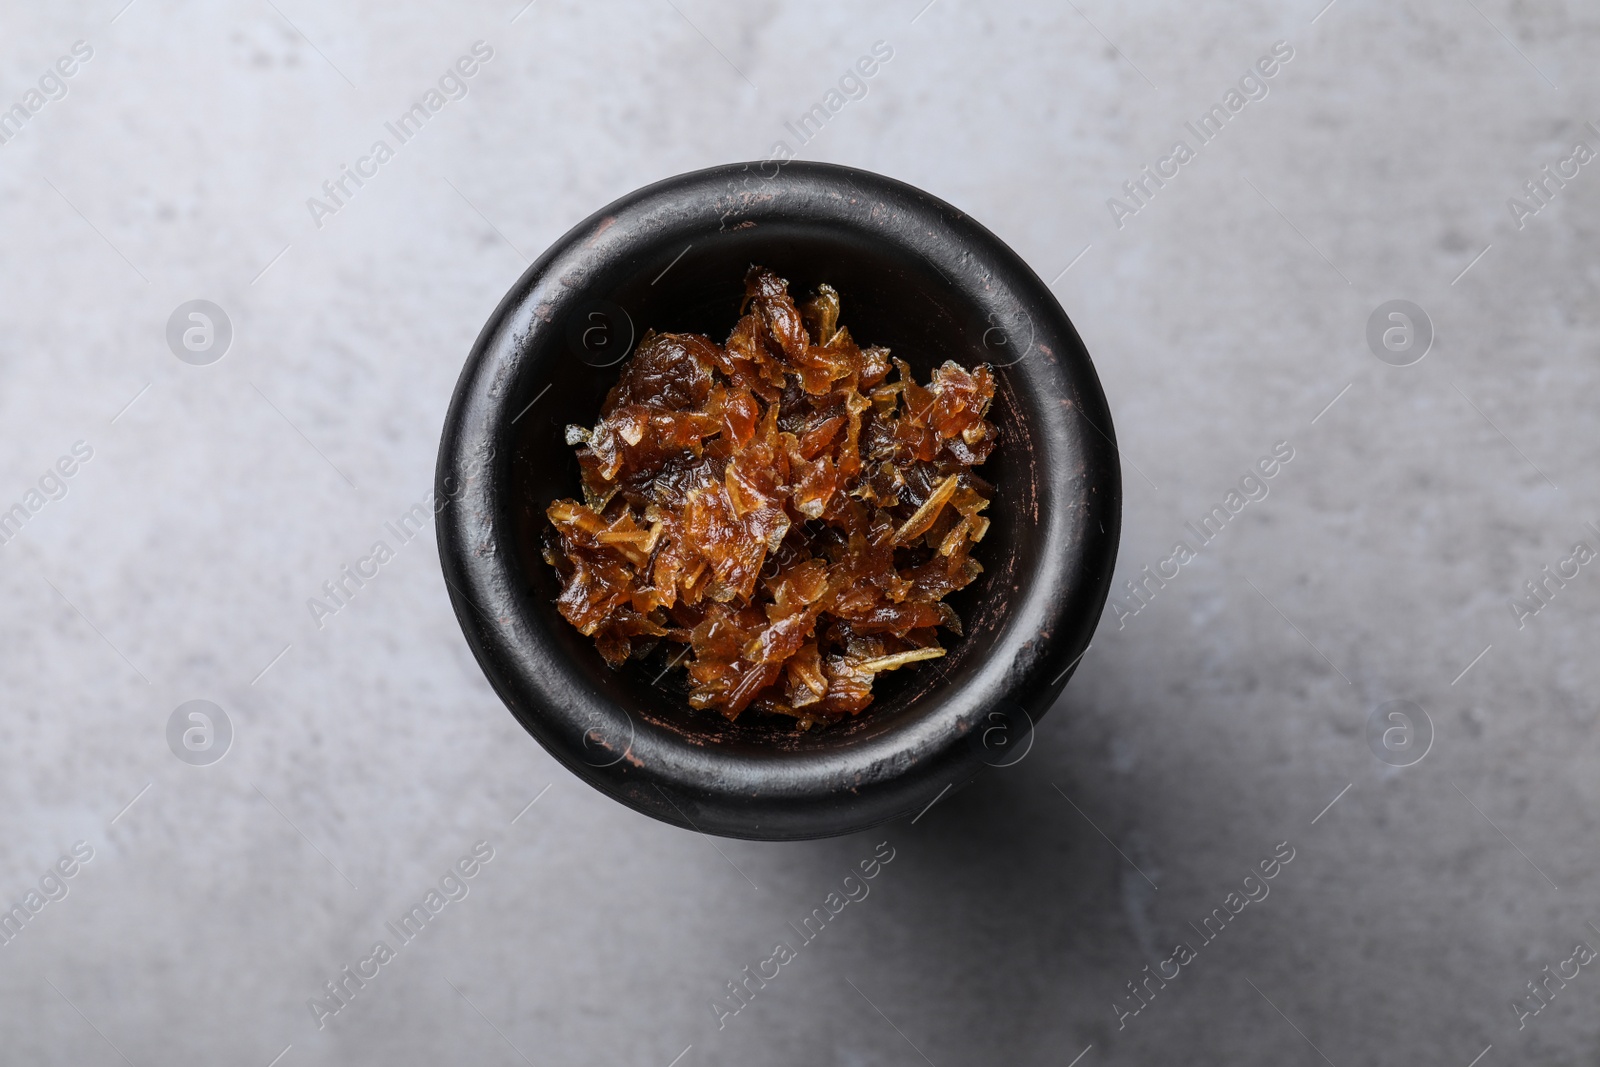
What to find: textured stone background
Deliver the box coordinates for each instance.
[2,1,1598,1064]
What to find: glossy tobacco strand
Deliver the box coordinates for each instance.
[543,266,997,729]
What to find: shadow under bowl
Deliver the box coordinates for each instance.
[436,160,1120,840]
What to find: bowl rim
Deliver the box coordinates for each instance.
[435,159,1121,840]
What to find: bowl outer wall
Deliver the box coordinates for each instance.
[435,160,1121,840]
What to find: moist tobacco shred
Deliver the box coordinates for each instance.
[543,266,997,729]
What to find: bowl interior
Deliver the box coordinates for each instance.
[502,223,1041,756]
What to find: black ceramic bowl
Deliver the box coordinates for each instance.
[436,161,1119,840]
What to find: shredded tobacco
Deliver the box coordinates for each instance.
[543,266,997,729]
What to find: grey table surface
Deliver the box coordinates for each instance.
[3,1,1598,1064]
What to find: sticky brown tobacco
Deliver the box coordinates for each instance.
[543,266,996,729]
